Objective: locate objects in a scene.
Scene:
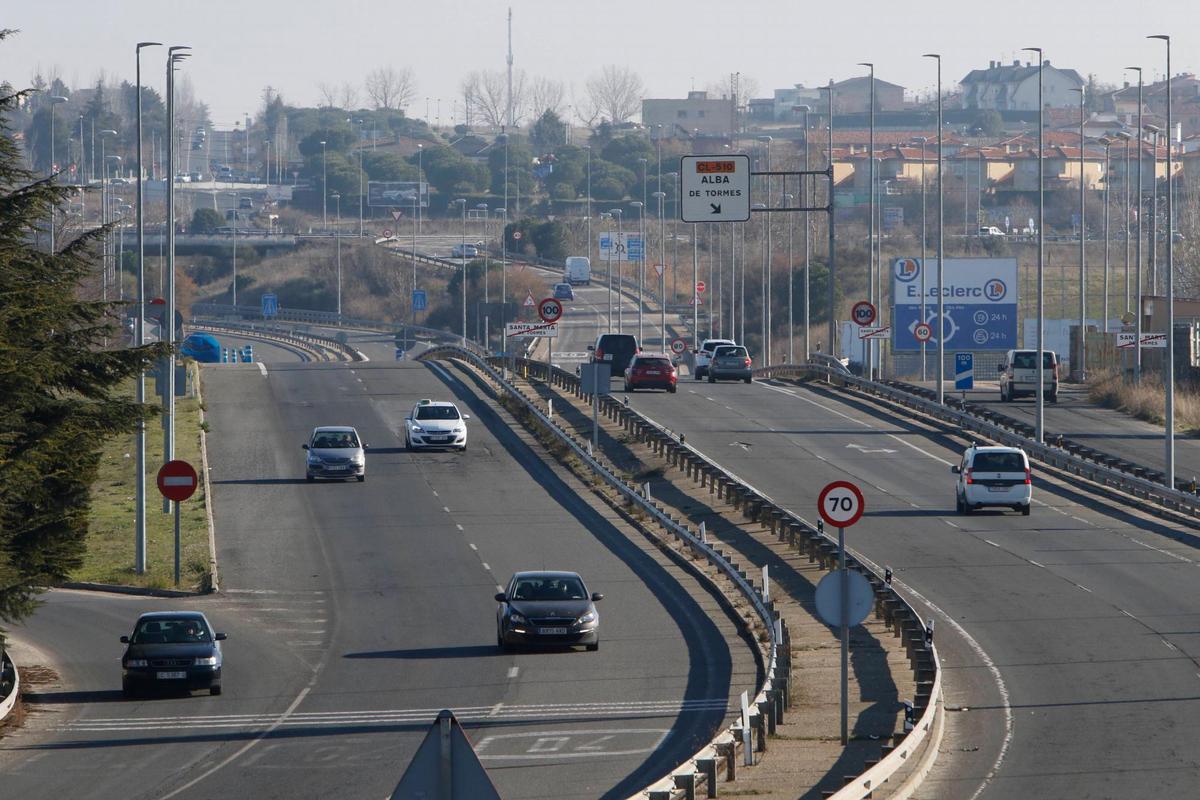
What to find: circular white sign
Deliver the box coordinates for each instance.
[914,322,933,343]
[538,297,563,323]
[670,338,687,354]
[814,570,874,627]
[818,480,865,528]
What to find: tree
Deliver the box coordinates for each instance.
[317,82,338,109]
[191,207,223,234]
[463,69,527,129]
[486,136,533,196]
[365,66,416,111]
[0,46,168,627]
[586,65,644,124]
[530,110,566,153]
[973,109,1004,138]
[528,76,566,119]
[600,134,655,174]
[411,145,487,195]
[589,159,636,200]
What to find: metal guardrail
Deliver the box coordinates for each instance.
[756,362,1200,518]
[0,648,18,724]
[451,351,941,799]
[187,320,363,362]
[419,346,789,799]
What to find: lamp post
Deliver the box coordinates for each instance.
[797,105,812,361]
[1023,46,1046,442]
[601,211,613,332]
[614,208,624,333]
[332,191,342,319]
[1125,65,1144,382]
[585,144,592,280]
[1117,130,1132,319]
[667,171,679,303]
[784,192,795,363]
[47,95,67,252]
[133,41,160,574]
[1147,125,1160,295]
[477,203,490,306]
[631,200,645,341]
[1100,137,1112,334]
[1149,33,1175,489]
[355,119,364,237]
[417,143,424,235]
[857,65,875,378]
[320,139,327,230]
[923,53,945,405]
[1072,86,1087,380]
[497,205,508,333]
[229,190,239,306]
[264,139,271,186]
[915,136,929,381]
[411,193,419,339]
[456,198,468,345]
[98,129,118,300]
[164,46,191,507]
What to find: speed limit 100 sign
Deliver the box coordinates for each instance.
[818,480,865,528]
[538,297,563,323]
[851,301,877,327]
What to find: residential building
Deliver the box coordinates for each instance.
[960,60,1084,111]
[827,76,905,114]
[773,84,826,122]
[641,91,735,138]
[1007,146,1106,193]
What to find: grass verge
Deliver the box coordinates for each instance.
[75,361,211,590]
[1087,367,1200,432]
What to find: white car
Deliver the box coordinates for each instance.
[952,445,1031,515]
[450,244,478,259]
[405,400,470,451]
[693,339,736,380]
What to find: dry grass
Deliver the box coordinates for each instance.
[1087,368,1200,432]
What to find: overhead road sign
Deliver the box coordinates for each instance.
[680,155,751,223]
[538,297,563,323]
[851,300,877,327]
[505,321,559,339]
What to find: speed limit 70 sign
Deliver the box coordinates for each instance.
[818,480,865,528]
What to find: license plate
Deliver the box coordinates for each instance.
[646,370,661,375]
[988,485,1008,492]
[430,437,448,443]
[537,627,569,635]
[326,465,347,471]
[157,671,186,680]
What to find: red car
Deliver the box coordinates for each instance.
[624,353,677,393]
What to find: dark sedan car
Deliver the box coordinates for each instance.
[496,571,602,652]
[121,611,226,697]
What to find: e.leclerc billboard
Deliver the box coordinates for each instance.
[891,257,1017,351]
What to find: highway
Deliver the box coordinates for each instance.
[2,328,754,798]
[549,284,1200,798]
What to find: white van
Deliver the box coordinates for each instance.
[998,349,1059,403]
[564,256,591,285]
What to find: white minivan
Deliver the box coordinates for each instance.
[952,445,1031,515]
[998,349,1059,403]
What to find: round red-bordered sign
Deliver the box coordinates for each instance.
[851,301,877,327]
[818,480,865,528]
[913,322,933,343]
[538,297,563,323]
[670,338,687,355]
[696,280,707,294]
[157,459,199,503]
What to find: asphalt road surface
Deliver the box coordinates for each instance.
[2,351,752,798]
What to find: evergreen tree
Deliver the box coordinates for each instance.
[0,41,168,630]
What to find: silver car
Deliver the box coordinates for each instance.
[708,345,753,383]
[303,426,367,482]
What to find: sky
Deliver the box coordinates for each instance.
[3,0,1197,129]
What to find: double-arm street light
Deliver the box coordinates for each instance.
[1149,33,1176,489]
[320,140,327,230]
[1022,46,1047,443]
[1125,65,1144,382]
[631,200,645,341]
[456,198,468,346]
[923,53,945,406]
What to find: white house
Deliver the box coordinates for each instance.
[961,60,1084,111]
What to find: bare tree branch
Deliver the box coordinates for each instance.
[462,70,507,129]
[570,85,602,128]
[317,82,338,109]
[586,65,644,124]
[339,82,359,111]
[528,76,566,120]
[365,66,417,111]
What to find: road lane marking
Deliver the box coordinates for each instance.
[944,521,959,529]
[985,540,1000,548]
[756,381,872,427]
[507,667,519,679]
[482,563,490,571]
[443,506,450,513]
[1028,560,1045,568]
[886,434,955,466]
[257,363,268,377]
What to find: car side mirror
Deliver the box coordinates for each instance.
[950,465,960,474]
[363,444,370,449]
[215,632,227,641]
[463,415,471,420]
[120,635,130,644]
[587,345,595,352]
[494,592,507,602]
[591,592,604,602]
[302,443,309,450]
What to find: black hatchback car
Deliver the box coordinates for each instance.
[121,611,226,697]
[496,571,602,652]
[592,333,640,377]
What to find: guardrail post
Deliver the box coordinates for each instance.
[696,757,718,797]
[674,773,697,800]
[716,740,736,781]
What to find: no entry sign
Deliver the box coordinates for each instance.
[157,459,198,502]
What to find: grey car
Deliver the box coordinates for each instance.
[303,425,368,481]
[496,571,602,652]
[708,345,753,383]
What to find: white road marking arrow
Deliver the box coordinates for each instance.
[846,443,897,454]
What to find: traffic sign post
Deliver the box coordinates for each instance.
[680,155,751,222]
[851,300,877,327]
[817,479,865,746]
[955,352,974,393]
[913,322,933,343]
[537,298,563,323]
[157,460,198,586]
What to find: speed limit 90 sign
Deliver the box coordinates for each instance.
[818,480,865,528]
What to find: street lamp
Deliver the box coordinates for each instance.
[631,200,645,341]
[320,139,327,231]
[417,143,424,235]
[915,136,930,381]
[263,139,271,186]
[1071,86,1087,380]
[354,118,364,237]
[783,192,795,363]
[1125,65,1144,382]
[653,190,667,347]
[228,190,240,306]
[600,211,613,333]
[611,208,623,332]
[584,144,592,279]
[1099,137,1112,335]
[857,64,876,378]
[796,105,812,361]
[1023,46,1046,442]
[47,95,67,252]
[1149,33,1175,489]
[456,198,468,346]
[923,53,945,406]
[164,45,191,507]
[332,191,342,319]
[497,205,508,334]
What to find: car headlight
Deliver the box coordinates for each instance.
[411,424,423,433]
[453,427,465,435]
[194,656,219,666]
[509,612,527,625]
[351,455,365,464]
[307,454,322,464]
[577,611,597,625]
[125,659,148,668]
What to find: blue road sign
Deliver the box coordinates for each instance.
[412,290,428,312]
[395,348,405,361]
[261,293,278,318]
[955,352,974,391]
[892,257,1017,351]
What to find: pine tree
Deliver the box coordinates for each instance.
[0,32,168,630]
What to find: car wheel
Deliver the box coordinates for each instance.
[668,385,677,394]
[708,374,716,383]
[458,445,467,452]
[209,685,222,696]
[1021,504,1031,516]
[744,377,752,384]
[356,474,365,482]
[122,679,135,698]
[1048,391,1058,404]
[586,641,599,652]
[305,473,314,482]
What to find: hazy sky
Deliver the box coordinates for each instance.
[4,0,1196,128]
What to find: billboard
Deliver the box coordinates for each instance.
[367,181,429,208]
[597,231,644,262]
[892,257,1018,351]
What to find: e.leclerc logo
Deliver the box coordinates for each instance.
[894,258,920,283]
[984,278,1007,301]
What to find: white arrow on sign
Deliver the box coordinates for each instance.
[846,443,897,454]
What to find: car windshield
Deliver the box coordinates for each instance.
[715,346,748,358]
[312,431,360,448]
[511,576,588,601]
[1012,352,1055,369]
[636,358,672,368]
[972,452,1025,472]
[703,341,734,353]
[132,618,211,644]
[416,406,460,421]
[598,336,636,354]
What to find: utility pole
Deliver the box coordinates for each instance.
[506,7,514,130]
[164,46,191,512]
